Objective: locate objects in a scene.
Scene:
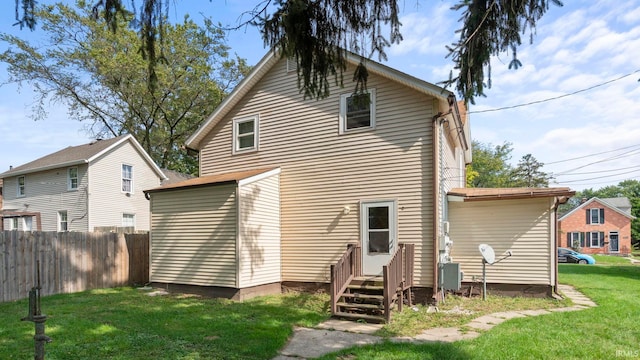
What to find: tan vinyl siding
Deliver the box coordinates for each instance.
[449,198,554,285]
[88,141,162,231]
[150,184,237,287]
[199,58,436,286]
[238,173,281,287]
[2,165,89,231]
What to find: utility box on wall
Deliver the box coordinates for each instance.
[439,262,462,291]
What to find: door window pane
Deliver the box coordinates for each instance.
[368,232,389,254]
[368,207,389,229]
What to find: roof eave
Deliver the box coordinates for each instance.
[0,159,89,178]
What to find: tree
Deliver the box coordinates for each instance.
[2,2,250,174]
[14,0,563,104]
[510,153,551,187]
[466,140,514,188]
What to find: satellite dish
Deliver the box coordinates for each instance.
[479,244,495,264]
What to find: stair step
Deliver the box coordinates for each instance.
[347,284,384,291]
[341,293,384,301]
[334,311,386,324]
[337,302,383,310]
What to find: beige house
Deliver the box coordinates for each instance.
[448,188,574,296]
[145,51,572,307]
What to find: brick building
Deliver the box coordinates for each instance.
[558,197,635,255]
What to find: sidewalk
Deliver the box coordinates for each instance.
[273,284,596,359]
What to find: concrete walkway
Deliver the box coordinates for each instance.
[273,284,596,359]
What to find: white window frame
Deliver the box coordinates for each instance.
[68,167,79,191]
[122,213,135,229]
[23,216,33,231]
[122,164,134,193]
[11,218,18,230]
[589,208,603,224]
[58,211,68,232]
[17,175,25,197]
[339,89,376,134]
[589,231,600,248]
[232,115,259,154]
[569,232,581,248]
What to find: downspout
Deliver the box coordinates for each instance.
[431,112,443,303]
[552,197,563,297]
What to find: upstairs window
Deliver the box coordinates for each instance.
[586,208,604,225]
[122,164,133,193]
[233,115,259,154]
[339,90,376,134]
[17,176,25,197]
[68,167,78,190]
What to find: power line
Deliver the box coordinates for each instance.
[554,148,640,176]
[469,69,640,114]
[553,169,640,184]
[545,143,640,165]
[553,164,640,177]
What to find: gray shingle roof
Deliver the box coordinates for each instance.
[601,197,633,215]
[1,135,129,178]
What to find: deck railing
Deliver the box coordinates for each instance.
[382,243,415,323]
[330,244,361,315]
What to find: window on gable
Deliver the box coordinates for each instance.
[17,176,25,197]
[58,211,68,232]
[233,115,259,153]
[586,208,604,224]
[339,90,376,134]
[122,164,133,193]
[68,167,78,190]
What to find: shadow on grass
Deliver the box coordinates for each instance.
[1,288,331,360]
[316,340,472,360]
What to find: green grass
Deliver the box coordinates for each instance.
[4,262,640,359]
[317,263,640,359]
[0,288,330,360]
[592,254,635,265]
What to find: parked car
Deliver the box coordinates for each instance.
[558,247,596,264]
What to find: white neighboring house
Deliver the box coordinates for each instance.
[1,134,167,232]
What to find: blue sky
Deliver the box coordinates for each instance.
[0,0,639,191]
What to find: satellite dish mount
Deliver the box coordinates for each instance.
[478,244,513,300]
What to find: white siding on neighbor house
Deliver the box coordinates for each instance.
[150,184,238,287]
[448,198,555,285]
[199,58,437,286]
[88,141,162,231]
[238,173,281,288]
[2,165,89,231]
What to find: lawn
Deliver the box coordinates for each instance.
[317,262,640,360]
[0,288,330,360]
[2,262,639,359]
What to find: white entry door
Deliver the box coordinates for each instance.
[361,200,397,276]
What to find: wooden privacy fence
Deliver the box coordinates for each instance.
[0,231,149,303]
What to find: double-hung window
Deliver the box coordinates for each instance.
[58,211,68,232]
[232,115,259,153]
[68,167,78,190]
[339,89,376,134]
[122,164,133,193]
[122,213,135,229]
[568,232,583,248]
[587,208,604,224]
[587,231,604,248]
[17,176,25,197]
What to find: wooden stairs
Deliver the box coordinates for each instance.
[334,277,388,323]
